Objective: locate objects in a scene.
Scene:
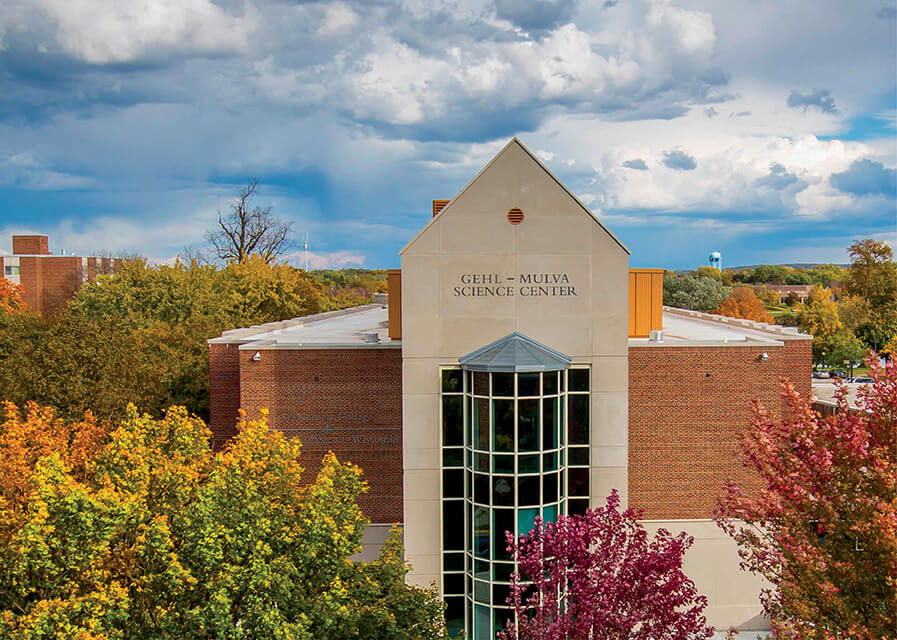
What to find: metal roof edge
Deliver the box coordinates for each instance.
[207,303,385,345]
[459,331,573,370]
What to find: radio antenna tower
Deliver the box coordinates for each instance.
[302,231,309,271]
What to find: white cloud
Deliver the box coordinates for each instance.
[0,0,893,269]
[0,153,94,189]
[318,2,359,36]
[526,101,883,220]
[327,0,726,132]
[0,211,214,262]
[33,0,258,63]
[286,250,366,269]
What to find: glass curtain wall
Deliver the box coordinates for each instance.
[440,367,590,639]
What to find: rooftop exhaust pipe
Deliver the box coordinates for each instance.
[363,332,380,344]
[649,330,664,343]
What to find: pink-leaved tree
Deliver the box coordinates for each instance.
[498,489,714,640]
[716,357,896,639]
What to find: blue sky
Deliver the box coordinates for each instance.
[0,0,894,269]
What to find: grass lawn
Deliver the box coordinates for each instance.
[766,305,798,325]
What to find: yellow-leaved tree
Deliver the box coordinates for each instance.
[0,404,449,640]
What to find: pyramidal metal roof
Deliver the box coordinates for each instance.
[459,332,572,372]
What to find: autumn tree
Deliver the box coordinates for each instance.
[750,265,789,284]
[695,266,722,280]
[207,178,294,264]
[796,286,843,364]
[784,269,813,285]
[499,490,713,640]
[0,258,330,421]
[837,296,870,333]
[0,404,449,639]
[807,264,848,288]
[663,273,731,312]
[0,259,390,423]
[716,358,896,639]
[714,287,774,324]
[821,331,866,368]
[845,239,897,353]
[845,239,897,307]
[755,285,781,307]
[0,280,24,313]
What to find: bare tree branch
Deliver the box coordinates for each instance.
[205,178,294,264]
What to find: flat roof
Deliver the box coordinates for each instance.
[211,303,809,351]
[629,307,811,347]
[209,304,397,350]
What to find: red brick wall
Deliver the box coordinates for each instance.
[18,257,42,312]
[628,339,812,519]
[231,347,404,524]
[12,235,49,255]
[209,343,242,445]
[38,257,81,315]
[15,255,82,315]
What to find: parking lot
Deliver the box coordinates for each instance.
[812,378,868,409]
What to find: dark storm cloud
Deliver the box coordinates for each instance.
[830,159,897,197]
[662,150,697,171]
[622,158,648,170]
[787,89,840,114]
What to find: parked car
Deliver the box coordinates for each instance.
[812,371,830,379]
[851,377,874,384]
[829,369,847,379]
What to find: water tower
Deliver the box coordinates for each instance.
[708,251,721,271]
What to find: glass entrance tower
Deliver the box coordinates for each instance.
[439,333,591,639]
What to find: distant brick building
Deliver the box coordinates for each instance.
[1,235,121,315]
[748,283,819,304]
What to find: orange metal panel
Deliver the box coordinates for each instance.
[637,272,651,337]
[628,269,665,337]
[387,269,402,340]
[650,271,663,331]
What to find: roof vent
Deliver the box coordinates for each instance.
[507,207,524,225]
[649,330,663,343]
[363,332,380,344]
[432,199,450,217]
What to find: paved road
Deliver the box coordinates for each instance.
[812,378,866,409]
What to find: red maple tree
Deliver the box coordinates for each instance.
[716,357,896,639]
[499,490,713,640]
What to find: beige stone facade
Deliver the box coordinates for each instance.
[400,138,630,592]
